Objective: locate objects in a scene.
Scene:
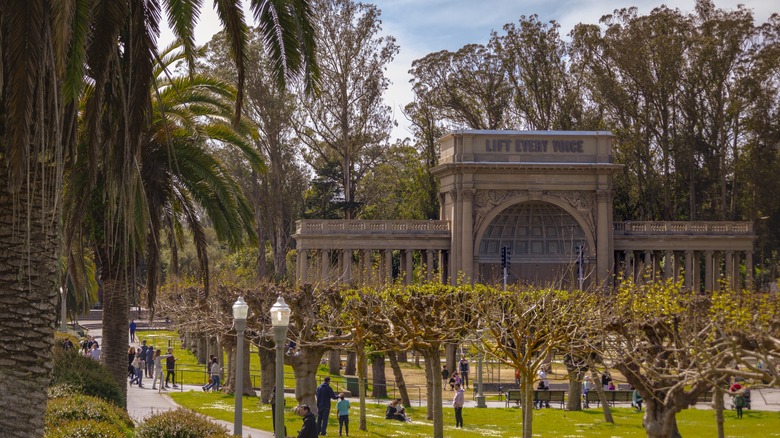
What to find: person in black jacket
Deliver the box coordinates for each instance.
[297,405,318,438]
[315,377,338,435]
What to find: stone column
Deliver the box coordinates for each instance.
[623,250,633,283]
[664,250,674,280]
[725,250,734,290]
[384,249,393,284]
[596,190,612,284]
[643,250,652,281]
[684,250,693,290]
[363,249,372,285]
[321,249,330,284]
[405,249,414,285]
[704,250,714,291]
[733,252,742,291]
[299,249,308,285]
[745,251,753,290]
[461,189,475,281]
[449,189,460,283]
[693,251,701,292]
[426,249,435,282]
[343,249,352,284]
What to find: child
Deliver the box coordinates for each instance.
[336,394,350,436]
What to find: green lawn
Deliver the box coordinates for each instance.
[136,330,309,388]
[169,391,780,437]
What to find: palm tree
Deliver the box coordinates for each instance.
[0,1,317,434]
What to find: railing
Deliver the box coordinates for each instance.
[613,221,753,235]
[296,220,451,235]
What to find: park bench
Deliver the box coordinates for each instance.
[475,382,517,400]
[504,389,566,408]
[585,389,634,407]
[695,392,714,404]
[505,389,523,407]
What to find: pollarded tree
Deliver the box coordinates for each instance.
[297,0,398,219]
[474,286,596,438]
[592,279,779,438]
[344,283,477,438]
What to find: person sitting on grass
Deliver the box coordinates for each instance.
[385,399,408,422]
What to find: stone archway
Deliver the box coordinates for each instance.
[476,201,590,286]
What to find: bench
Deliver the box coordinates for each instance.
[585,390,634,407]
[504,389,566,408]
[505,389,523,407]
[696,392,714,404]
[474,383,517,400]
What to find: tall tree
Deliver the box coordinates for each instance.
[0,4,318,431]
[409,43,511,130]
[297,0,398,219]
[491,15,595,131]
[202,28,309,280]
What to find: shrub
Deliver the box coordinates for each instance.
[45,395,134,435]
[50,349,124,407]
[135,408,231,438]
[44,419,130,438]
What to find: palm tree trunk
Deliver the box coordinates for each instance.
[102,275,130,404]
[0,173,60,437]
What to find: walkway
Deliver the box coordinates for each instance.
[81,312,273,438]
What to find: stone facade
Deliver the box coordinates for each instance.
[293,130,755,290]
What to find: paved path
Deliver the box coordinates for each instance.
[82,313,273,438]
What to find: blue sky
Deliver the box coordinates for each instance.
[164,0,776,140]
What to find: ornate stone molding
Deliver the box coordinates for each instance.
[471,189,597,243]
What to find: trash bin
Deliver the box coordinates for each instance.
[344,375,366,397]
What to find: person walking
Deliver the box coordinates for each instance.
[459,357,470,389]
[202,356,221,392]
[164,347,178,388]
[441,365,449,390]
[296,405,318,438]
[145,345,155,378]
[453,383,465,428]
[130,349,144,387]
[336,394,350,436]
[129,320,136,343]
[151,349,172,391]
[315,376,338,435]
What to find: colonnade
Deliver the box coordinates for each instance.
[615,249,753,291]
[296,247,450,286]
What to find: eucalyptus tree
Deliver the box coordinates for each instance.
[409,43,511,130]
[570,1,774,223]
[296,0,398,219]
[202,28,309,280]
[491,15,594,131]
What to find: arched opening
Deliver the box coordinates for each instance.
[477,201,586,286]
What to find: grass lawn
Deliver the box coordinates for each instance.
[136,330,303,388]
[169,391,780,437]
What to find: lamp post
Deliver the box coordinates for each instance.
[475,329,486,408]
[233,297,249,437]
[60,287,67,332]
[270,296,291,438]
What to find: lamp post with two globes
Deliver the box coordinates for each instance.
[232,297,249,437]
[270,297,291,438]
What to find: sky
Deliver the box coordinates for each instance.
[162,0,776,140]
